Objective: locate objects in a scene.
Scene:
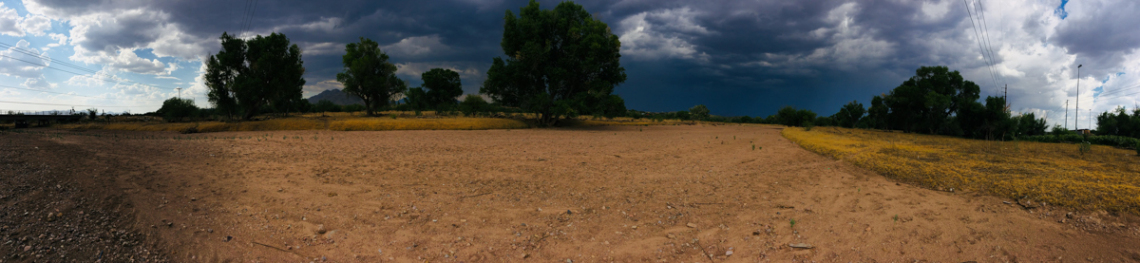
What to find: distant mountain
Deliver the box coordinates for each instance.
[307,89,364,105]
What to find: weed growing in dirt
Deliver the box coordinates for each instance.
[789,219,796,228]
[893,214,898,223]
[1079,141,1092,155]
[783,127,1140,214]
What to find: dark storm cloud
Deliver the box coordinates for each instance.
[19,0,1140,119]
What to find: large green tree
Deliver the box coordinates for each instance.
[481,0,627,126]
[689,104,711,120]
[863,95,889,129]
[156,97,199,122]
[337,37,406,116]
[421,68,463,110]
[205,32,306,120]
[884,66,980,134]
[834,100,865,128]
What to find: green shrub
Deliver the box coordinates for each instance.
[155,97,199,122]
[1079,141,1092,155]
[459,95,490,117]
[313,100,342,113]
[342,104,366,113]
[86,108,98,120]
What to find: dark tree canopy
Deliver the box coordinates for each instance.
[689,104,710,120]
[205,32,306,120]
[775,106,817,127]
[337,37,406,115]
[1096,107,1140,138]
[884,66,980,134]
[459,95,490,116]
[404,87,429,111]
[156,97,199,122]
[421,68,463,110]
[834,100,865,128]
[864,95,889,129]
[481,0,627,125]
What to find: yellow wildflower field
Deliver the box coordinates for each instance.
[783,126,1140,214]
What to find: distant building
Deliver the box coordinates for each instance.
[1074,129,1091,135]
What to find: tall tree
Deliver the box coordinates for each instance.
[421,68,463,110]
[404,87,429,111]
[205,32,306,120]
[337,37,406,116]
[482,0,627,126]
[834,100,865,128]
[884,66,980,134]
[864,95,889,129]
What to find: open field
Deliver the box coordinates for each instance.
[784,127,1140,214]
[2,125,1139,262]
[48,113,693,133]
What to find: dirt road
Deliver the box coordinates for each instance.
[2,125,1138,262]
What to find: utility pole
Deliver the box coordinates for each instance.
[1089,109,1093,132]
[1076,64,1082,130]
[1065,100,1069,130]
[176,88,182,98]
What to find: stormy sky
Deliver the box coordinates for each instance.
[1,0,1137,129]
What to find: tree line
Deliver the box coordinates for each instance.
[644,66,1049,141]
[152,0,627,126]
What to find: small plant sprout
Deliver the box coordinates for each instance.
[1079,141,1092,155]
[893,214,898,223]
[752,144,756,150]
[789,219,796,228]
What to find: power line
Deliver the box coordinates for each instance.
[1093,83,1140,97]
[0,100,157,108]
[975,0,1005,86]
[963,0,1000,95]
[0,85,98,98]
[244,0,259,35]
[0,42,103,75]
[0,52,181,92]
[0,54,109,79]
[238,0,251,36]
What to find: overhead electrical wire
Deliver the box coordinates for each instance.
[0,85,97,98]
[0,42,102,75]
[0,100,157,108]
[975,0,1005,86]
[963,0,1000,95]
[0,43,181,92]
[238,0,251,36]
[244,0,259,35]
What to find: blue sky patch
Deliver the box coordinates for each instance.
[1055,0,1070,19]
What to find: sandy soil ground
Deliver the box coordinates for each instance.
[2,124,1139,262]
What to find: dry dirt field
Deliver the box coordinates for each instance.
[2,124,1139,262]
